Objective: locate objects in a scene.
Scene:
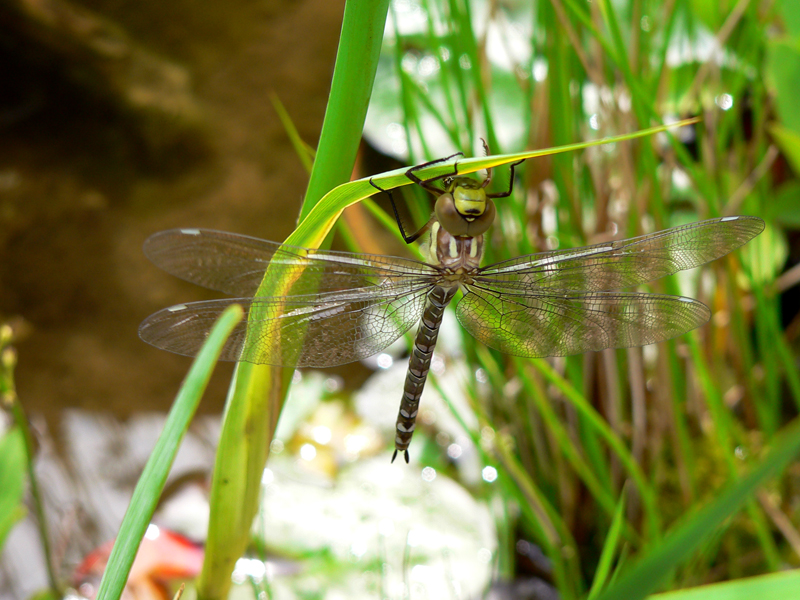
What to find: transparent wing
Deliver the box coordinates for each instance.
[143,228,437,297]
[139,283,432,367]
[477,216,764,293]
[456,285,710,358]
[140,229,441,367]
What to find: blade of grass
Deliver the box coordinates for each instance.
[197,3,391,598]
[685,332,781,569]
[2,328,60,596]
[96,304,243,600]
[301,0,392,221]
[288,117,702,251]
[491,432,584,600]
[588,484,629,599]
[269,93,315,173]
[514,357,620,522]
[650,569,800,600]
[0,427,27,554]
[754,285,800,410]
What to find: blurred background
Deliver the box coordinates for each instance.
[0,0,352,596]
[3,0,800,599]
[0,0,348,417]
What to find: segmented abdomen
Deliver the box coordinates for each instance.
[393,284,457,463]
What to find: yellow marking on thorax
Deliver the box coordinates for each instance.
[449,237,458,258]
[424,222,441,265]
[469,240,478,258]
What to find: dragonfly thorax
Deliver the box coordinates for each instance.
[435,177,496,238]
[429,221,484,272]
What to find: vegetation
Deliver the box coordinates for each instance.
[354,1,800,599]
[4,0,800,599]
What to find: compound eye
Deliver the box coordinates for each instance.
[435,193,469,236]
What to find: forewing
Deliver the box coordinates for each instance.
[477,216,764,293]
[456,285,710,358]
[139,283,432,367]
[143,228,437,297]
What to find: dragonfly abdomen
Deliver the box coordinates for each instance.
[393,284,457,463]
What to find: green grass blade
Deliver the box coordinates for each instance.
[0,427,26,550]
[289,118,701,250]
[300,0,392,220]
[95,305,243,600]
[269,93,315,173]
[491,432,584,600]
[197,3,391,598]
[685,332,781,569]
[3,330,61,595]
[588,486,629,600]
[650,569,800,600]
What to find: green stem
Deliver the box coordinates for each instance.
[197,3,390,598]
[2,341,61,597]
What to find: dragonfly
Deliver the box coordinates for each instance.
[139,153,764,462]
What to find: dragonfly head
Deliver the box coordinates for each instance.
[435,177,496,237]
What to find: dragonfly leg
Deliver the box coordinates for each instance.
[479,138,494,188]
[370,177,434,245]
[486,158,525,199]
[405,151,464,195]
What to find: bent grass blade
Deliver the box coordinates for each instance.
[237,118,702,371]
[234,119,705,371]
[288,117,701,251]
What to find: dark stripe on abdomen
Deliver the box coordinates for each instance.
[393,285,456,463]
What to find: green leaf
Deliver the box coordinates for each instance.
[0,427,27,549]
[739,221,787,286]
[688,0,735,31]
